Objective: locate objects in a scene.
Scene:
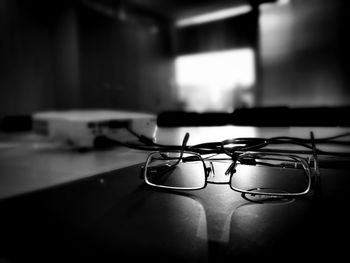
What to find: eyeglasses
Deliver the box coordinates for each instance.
[141,131,320,198]
[142,150,315,198]
[138,129,341,199]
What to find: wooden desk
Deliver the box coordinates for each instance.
[0,126,350,262]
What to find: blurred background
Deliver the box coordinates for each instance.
[0,0,349,117]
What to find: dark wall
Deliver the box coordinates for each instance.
[0,0,81,118]
[0,0,176,118]
[0,0,56,116]
[258,0,350,107]
[77,5,176,112]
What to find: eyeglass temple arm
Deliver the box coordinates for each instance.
[170,132,190,167]
[310,131,321,188]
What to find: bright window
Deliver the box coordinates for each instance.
[175,48,255,112]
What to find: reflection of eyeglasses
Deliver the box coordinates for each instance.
[143,150,315,198]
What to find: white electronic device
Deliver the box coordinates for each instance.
[32,110,157,148]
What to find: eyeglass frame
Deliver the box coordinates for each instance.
[142,149,314,198]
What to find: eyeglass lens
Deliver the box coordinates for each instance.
[230,164,310,195]
[145,152,206,189]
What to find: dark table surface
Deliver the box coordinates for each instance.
[1,126,350,262]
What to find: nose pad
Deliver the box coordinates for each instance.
[204,161,215,178]
[205,167,212,177]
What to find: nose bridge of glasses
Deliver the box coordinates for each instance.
[204,160,234,184]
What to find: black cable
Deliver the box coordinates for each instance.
[107,127,350,157]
